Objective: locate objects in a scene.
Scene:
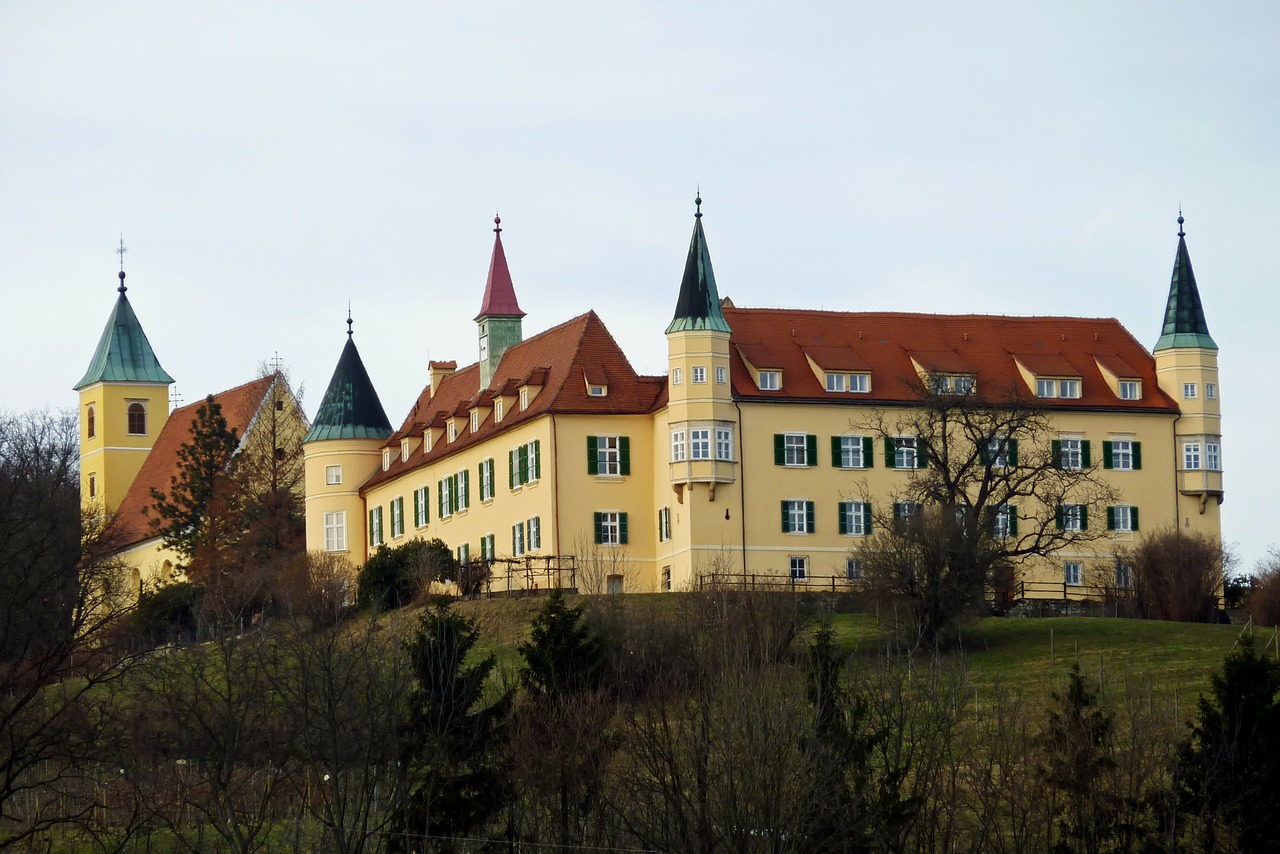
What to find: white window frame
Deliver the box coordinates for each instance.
[784,499,808,534]
[480,458,494,501]
[1183,382,1198,399]
[599,511,623,546]
[495,399,504,422]
[1059,379,1080,398]
[849,373,870,393]
[390,497,404,538]
[457,543,470,564]
[440,477,454,518]
[671,430,687,462]
[1115,561,1133,588]
[846,557,863,581]
[401,441,411,462]
[325,465,343,485]
[455,470,469,512]
[1062,504,1084,532]
[588,384,607,397]
[1118,380,1140,400]
[994,504,1013,539]
[1206,382,1216,400]
[1064,561,1083,586]
[382,449,392,471]
[783,432,808,467]
[671,367,683,386]
[414,486,428,527]
[370,506,384,547]
[447,422,457,442]
[520,387,529,410]
[527,440,540,481]
[758,370,781,390]
[690,428,711,460]
[528,516,541,550]
[894,436,918,470]
[789,555,809,581]
[692,365,707,384]
[825,372,846,392]
[597,435,622,476]
[1111,439,1133,471]
[715,365,727,384]
[512,521,526,557]
[1206,441,1221,471]
[1059,438,1083,470]
[840,435,866,469]
[1183,441,1202,470]
[323,510,347,552]
[841,500,869,536]
[1112,504,1135,533]
[470,411,479,433]
[715,427,733,461]
[658,506,671,542]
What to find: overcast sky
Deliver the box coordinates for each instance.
[2,3,1276,569]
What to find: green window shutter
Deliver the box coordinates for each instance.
[532,440,541,478]
[368,509,375,546]
[805,434,817,467]
[1132,442,1142,470]
[509,450,517,489]
[1080,506,1088,530]
[512,526,517,554]
[781,501,789,533]
[806,501,815,533]
[1007,439,1018,467]
[620,436,631,476]
[520,445,530,483]
[587,436,599,475]
[1055,504,1064,530]
[593,512,603,545]
[863,436,874,467]
[479,462,487,499]
[838,503,849,535]
[916,443,928,469]
[885,437,896,469]
[774,434,785,466]
[1081,440,1092,468]
[893,502,903,522]
[413,488,420,524]
[437,482,444,517]
[1131,507,1139,531]
[1008,506,1018,537]
[863,503,873,534]
[831,436,842,467]
[463,470,471,506]
[423,488,429,524]
[1102,441,1114,469]
[1051,440,1062,468]
[619,512,629,545]
[1106,506,1116,530]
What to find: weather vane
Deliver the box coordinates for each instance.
[269,351,284,373]
[117,236,127,271]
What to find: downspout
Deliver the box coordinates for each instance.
[735,400,747,574]
[1171,412,1182,529]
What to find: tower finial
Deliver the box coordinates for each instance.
[1177,207,1185,238]
[116,236,128,293]
[494,211,502,234]
[346,303,353,338]
[694,187,702,219]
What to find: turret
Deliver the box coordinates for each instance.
[475,215,525,391]
[74,263,174,513]
[1153,213,1222,524]
[302,312,394,560]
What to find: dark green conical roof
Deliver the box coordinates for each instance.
[1154,215,1217,351]
[666,196,731,334]
[304,328,393,443]
[74,274,174,389]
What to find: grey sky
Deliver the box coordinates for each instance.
[2,3,1276,569]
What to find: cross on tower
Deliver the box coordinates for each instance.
[169,386,184,411]
[269,351,284,373]
[117,236,127,271]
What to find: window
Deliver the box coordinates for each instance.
[777,432,815,467]
[835,435,871,469]
[985,437,1016,468]
[789,556,809,581]
[1183,442,1202,470]
[1055,438,1089,470]
[1206,383,1216,400]
[368,506,384,547]
[326,465,343,485]
[993,504,1017,539]
[1115,561,1133,588]
[671,430,686,462]
[781,499,815,534]
[1064,561,1083,586]
[893,501,919,531]
[390,497,404,538]
[1036,378,1081,399]
[479,334,489,361]
[1057,504,1087,532]
[479,458,494,501]
[512,521,526,556]
[588,384,607,397]
[1060,379,1080,398]
[671,367,683,385]
[457,543,470,564]
[413,485,429,527]
[495,399,504,422]
[481,534,495,561]
[662,567,672,591]
[527,440,541,481]
[88,473,97,499]
[849,373,870,393]
[888,436,921,470]
[715,427,733,461]
[758,371,781,390]
[86,406,95,439]
[838,501,871,536]
[470,412,479,433]
[1183,382,1197,399]
[692,366,707,384]
[931,374,974,395]
[1107,504,1138,533]
[846,557,863,581]
[323,510,347,552]
[1103,440,1139,471]
[520,388,529,410]
[510,440,541,488]
[454,470,470,512]
[658,506,671,542]
[594,511,628,546]
[127,402,146,435]
[691,428,711,460]
[1119,380,1141,400]
[607,574,624,595]
[589,435,630,476]
[1207,441,1221,471]
[401,441,411,462]
[715,365,727,384]
[439,477,454,518]
[447,422,457,442]
[382,449,392,471]
[424,432,432,452]
[528,516,541,550]
[825,372,846,392]
[1036,378,1054,398]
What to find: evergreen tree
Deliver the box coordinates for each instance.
[1177,634,1280,852]
[393,603,512,850]
[518,589,605,701]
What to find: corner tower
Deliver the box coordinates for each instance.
[663,194,742,581]
[302,313,394,560]
[74,267,174,513]
[1153,213,1223,529]
[475,215,525,390]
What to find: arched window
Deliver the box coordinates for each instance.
[161,560,173,581]
[127,402,146,435]
[86,405,96,439]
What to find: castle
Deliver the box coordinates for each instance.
[79,202,1222,596]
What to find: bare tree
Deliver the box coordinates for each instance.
[1117,527,1228,622]
[573,533,637,595]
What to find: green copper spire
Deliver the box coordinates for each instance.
[666,193,731,334]
[304,312,393,442]
[74,271,175,389]
[1154,213,1217,351]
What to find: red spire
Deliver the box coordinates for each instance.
[475,214,525,319]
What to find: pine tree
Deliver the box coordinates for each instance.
[518,589,605,701]
[1041,662,1120,853]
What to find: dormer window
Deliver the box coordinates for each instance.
[588,385,607,397]
[758,371,781,391]
[930,374,975,395]
[382,449,392,471]
[495,399,504,422]
[401,440,410,462]
[520,388,529,411]
[470,411,479,433]
[1036,378,1081,399]
[1118,380,1141,400]
[448,422,457,442]
[424,431,433,453]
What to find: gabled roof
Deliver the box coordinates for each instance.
[722,306,1178,412]
[304,333,393,442]
[362,311,665,492]
[475,216,525,319]
[109,375,277,550]
[75,275,174,389]
[1154,215,1217,351]
[667,199,731,334]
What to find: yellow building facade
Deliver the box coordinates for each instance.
[303,202,1224,598]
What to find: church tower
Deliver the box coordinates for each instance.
[302,313,394,560]
[1153,213,1223,531]
[74,267,174,513]
[664,195,742,580]
[475,215,525,390]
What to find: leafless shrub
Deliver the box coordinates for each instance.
[1117,527,1228,622]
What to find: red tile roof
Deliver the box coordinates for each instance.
[722,306,1177,412]
[109,376,277,549]
[362,311,665,492]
